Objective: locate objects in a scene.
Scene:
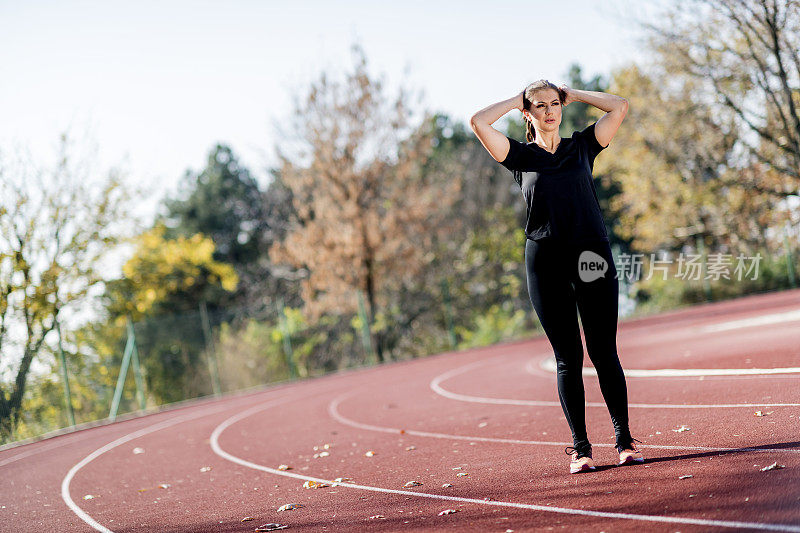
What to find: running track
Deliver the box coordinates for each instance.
[2,288,799,532]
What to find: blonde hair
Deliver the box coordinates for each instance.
[521,79,566,142]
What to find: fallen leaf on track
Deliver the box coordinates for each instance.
[672,425,691,433]
[679,475,693,479]
[277,503,304,511]
[438,509,459,515]
[132,447,145,454]
[277,464,291,471]
[442,483,453,488]
[241,516,254,522]
[364,451,375,457]
[82,495,95,500]
[255,523,288,531]
[303,480,330,489]
[405,446,416,451]
[761,462,785,471]
[403,481,423,487]
[456,472,469,477]
[368,515,385,519]
[158,484,170,489]
[200,466,212,472]
[332,477,353,485]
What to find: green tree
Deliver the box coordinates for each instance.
[102,224,238,404]
[162,144,270,315]
[0,135,134,442]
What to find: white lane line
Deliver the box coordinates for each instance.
[535,356,800,377]
[430,359,800,408]
[61,403,235,532]
[328,391,800,455]
[210,390,800,532]
[700,308,800,332]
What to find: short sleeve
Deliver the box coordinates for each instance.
[499,136,527,172]
[577,121,607,161]
[499,136,527,189]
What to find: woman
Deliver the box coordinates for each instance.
[469,79,643,474]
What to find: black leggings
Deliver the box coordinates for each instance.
[525,237,632,456]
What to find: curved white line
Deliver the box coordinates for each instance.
[209,389,800,532]
[537,356,800,378]
[327,391,800,455]
[430,358,800,408]
[699,308,800,332]
[60,402,255,532]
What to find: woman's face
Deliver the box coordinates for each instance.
[524,88,562,132]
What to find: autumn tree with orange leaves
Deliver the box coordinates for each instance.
[269,44,461,363]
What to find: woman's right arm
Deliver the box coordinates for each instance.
[469,92,523,163]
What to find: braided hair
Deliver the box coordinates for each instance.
[521,79,567,142]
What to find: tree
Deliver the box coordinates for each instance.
[162,144,271,316]
[0,135,134,441]
[269,43,460,362]
[102,224,238,404]
[599,63,788,255]
[638,0,800,194]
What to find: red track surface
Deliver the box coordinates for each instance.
[2,288,800,532]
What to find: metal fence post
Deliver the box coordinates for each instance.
[199,302,222,396]
[55,319,75,427]
[440,278,457,349]
[784,223,797,288]
[277,298,298,379]
[357,289,376,364]
[127,318,147,410]
[109,322,135,421]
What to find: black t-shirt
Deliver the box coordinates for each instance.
[499,121,609,244]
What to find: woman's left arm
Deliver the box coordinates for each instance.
[561,86,628,148]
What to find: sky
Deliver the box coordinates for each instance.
[0,0,663,219]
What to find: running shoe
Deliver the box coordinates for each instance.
[617,438,645,465]
[565,446,596,474]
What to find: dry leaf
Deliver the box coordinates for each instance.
[761,462,785,471]
[277,503,304,511]
[200,466,212,472]
[672,425,691,433]
[442,483,453,488]
[403,481,423,487]
[364,451,375,457]
[679,475,693,479]
[457,472,469,477]
[438,509,459,515]
[303,480,330,489]
[405,446,416,451]
[132,447,145,454]
[255,523,288,531]
[241,516,254,522]
[82,495,95,500]
[368,515,385,519]
[158,484,170,489]
[277,464,291,471]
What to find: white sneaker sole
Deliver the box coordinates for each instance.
[570,463,597,474]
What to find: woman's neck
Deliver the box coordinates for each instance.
[535,130,561,153]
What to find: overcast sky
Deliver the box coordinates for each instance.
[0,0,663,216]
